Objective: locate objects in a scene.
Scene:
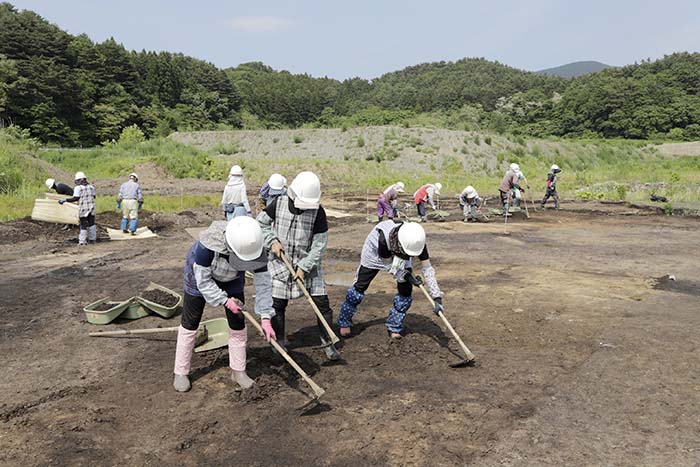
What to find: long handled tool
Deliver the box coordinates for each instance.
[242,310,325,400]
[416,281,475,367]
[503,206,510,235]
[90,325,209,346]
[522,192,530,219]
[279,251,340,345]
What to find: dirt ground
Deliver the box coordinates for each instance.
[1,196,699,466]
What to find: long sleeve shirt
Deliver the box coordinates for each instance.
[498,170,521,193]
[117,180,143,202]
[221,178,251,213]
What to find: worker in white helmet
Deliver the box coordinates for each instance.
[174,216,275,393]
[257,171,340,361]
[377,181,405,222]
[45,178,73,196]
[413,182,442,222]
[512,169,530,208]
[258,173,287,206]
[338,221,444,339]
[116,173,143,235]
[221,165,251,220]
[540,164,562,210]
[459,186,484,222]
[498,163,523,216]
[58,171,96,245]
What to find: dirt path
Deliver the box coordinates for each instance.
[1,201,698,466]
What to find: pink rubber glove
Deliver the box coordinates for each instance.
[225,297,242,314]
[261,319,276,342]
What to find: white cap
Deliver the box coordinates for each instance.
[395,181,405,193]
[398,222,426,257]
[509,163,520,172]
[434,183,442,194]
[129,172,138,180]
[229,165,243,177]
[465,186,477,198]
[45,178,55,189]
[551,164,560,172]
[268,173,286,191]
[288,171,321,209]
[225,216,264,261]
[74,171,86,180]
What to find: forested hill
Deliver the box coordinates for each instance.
[1,2,700,145]
[537,61,611,78]
[0,3,241,145]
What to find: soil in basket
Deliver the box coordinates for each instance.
[141,289,179,307]
[93,302,118,311]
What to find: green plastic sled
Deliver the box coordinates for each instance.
[194,318,229,353]
[136,282,183,318]
[84,298,130,325]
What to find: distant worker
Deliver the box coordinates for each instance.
[174,216,275,392]
[498,163,523,216]
[257,171,340,361]
[259,173,287,206]
[337,221,444,339]
[459,186,483,222]
[377,181,405,222]
[45,178,73,196]
[221,165,251,220]
[116,172,143,235]
[413,182,442,222]
[512,169,530,208]
[540,164,562,210]
[58,171,96,245]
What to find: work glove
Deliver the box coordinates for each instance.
[519,188,525,193]
[261,319,276,342]
[58,199,66,205]
[293,268,305,282]
[271,241,284,257]
[432,297,444,316]
[116,202,121,210]
[404,272,423,286]
[246,211,253,217]
[224,297,243,314]
[138,201,143,210]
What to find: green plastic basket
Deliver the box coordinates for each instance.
[120,297,150,320]
[84,298,130,325]
[136,282,183,319]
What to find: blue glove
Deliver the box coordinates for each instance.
[432,297,444,316]
[116,202,121,210]
[58,199,66,205]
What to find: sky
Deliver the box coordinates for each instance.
[10,0,700,79]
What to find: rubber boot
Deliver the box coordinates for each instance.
[228,328,254,389]
[120,217,128,233]
[78,228,88,245]
[129,218,138,235]
[88,225,97,243]
[173,326,198,392]
[338,287,365,336]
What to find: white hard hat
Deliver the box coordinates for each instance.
[225,216,264,261]
[509,163,520,172]
[551,164,560,172]
[129,172,138,180]
[396,181,405,192]
[74,171,86,180]
[434,183,442,194]
[398,222,426,257]
[45,178,55,189]
[229,165,243,176]
[268,173,286,191]
[288,171,321,209]
[465,185,477,198]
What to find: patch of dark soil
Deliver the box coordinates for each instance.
[230,374,285,403]
[652,275,700,296]
[92,302,118,311]
[140,289,179,307]
[0,217,75,244]
[325,247,360,261]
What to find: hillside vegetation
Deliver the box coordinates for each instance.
[2,3,700,146]
[537,61,611,78]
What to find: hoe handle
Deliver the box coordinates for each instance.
[280,251,340,345]
[242,311,325,399]
[417,283,476,362]
[89,326,179,337]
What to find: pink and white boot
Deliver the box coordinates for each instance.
[228,328,254,389]
[173,326,198,392]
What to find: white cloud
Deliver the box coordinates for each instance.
[226,16,293,33]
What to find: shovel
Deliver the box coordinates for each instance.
[90,324,209,347]
[414,277,476,367]
[242,310,325,401]
[279,251,340,346]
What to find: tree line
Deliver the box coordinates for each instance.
[1,2,699,146]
